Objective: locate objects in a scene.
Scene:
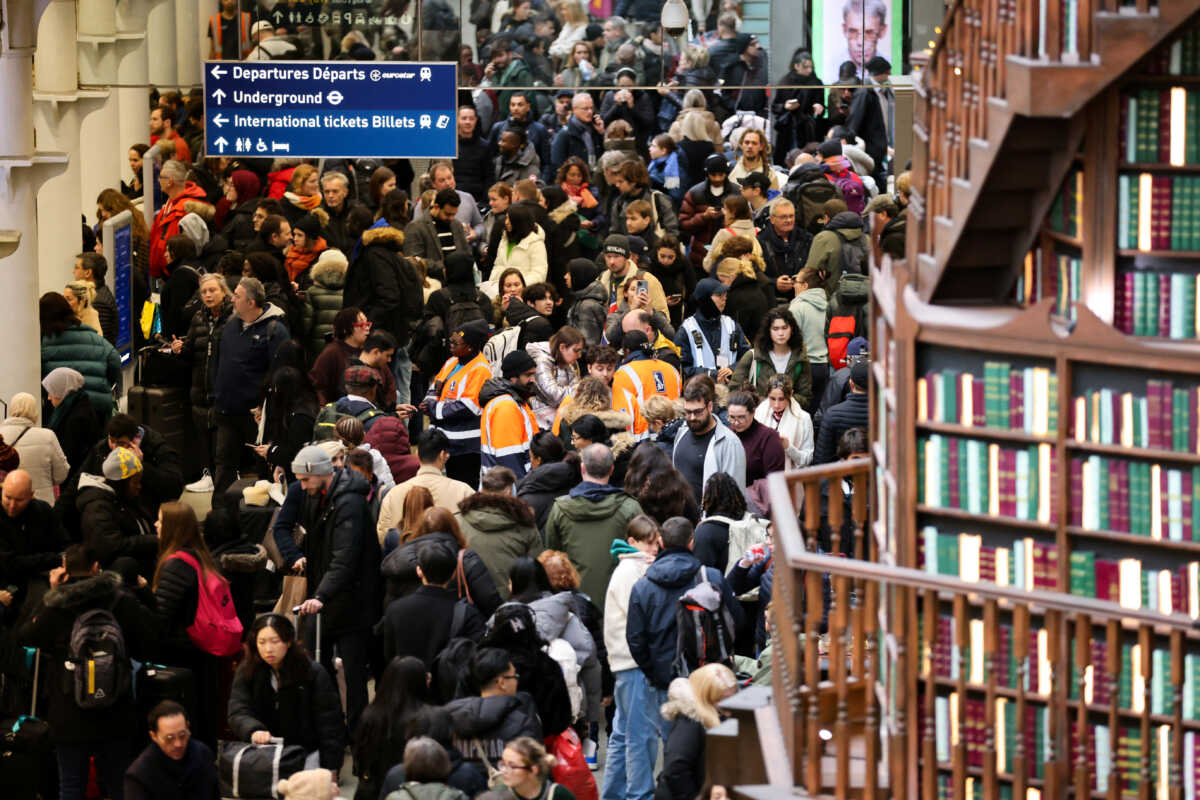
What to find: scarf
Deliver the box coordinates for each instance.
[48,389,81,430]
[284,191,322,211]
[284,236,327,280]
[562,182,598,209]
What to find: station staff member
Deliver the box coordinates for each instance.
[612,330,682,440]
[480,351,540,480]
[422,320,493,487]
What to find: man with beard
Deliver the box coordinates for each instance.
[479,351,540,480]
[671,374,746,503]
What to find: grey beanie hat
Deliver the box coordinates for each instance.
[292,444,334,476]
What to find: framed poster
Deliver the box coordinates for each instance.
[812,0,904,83]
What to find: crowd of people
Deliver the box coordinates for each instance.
[0,3,903,797]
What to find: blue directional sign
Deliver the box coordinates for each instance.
[203,60,457,159]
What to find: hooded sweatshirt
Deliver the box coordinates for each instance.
[457,491,543,599]
[788,287,829,365]
[603,540,654,672]
[544,481,643,610]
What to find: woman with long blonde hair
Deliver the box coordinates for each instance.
[62,281,101,334]
[657,663,739,800]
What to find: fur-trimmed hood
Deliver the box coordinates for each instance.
[42,570,123,613]
[611,431,636,459]
[310,250,349,288]
[361,223,405,250]
[458,491,536,528]
[221,544,269,573]
[561,405,632,430]
[660,676,706,723]
[547,198,579,225]
[175,182,215,222]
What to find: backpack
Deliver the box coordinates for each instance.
[787,172,838,229]
[66,605,131,710]
[829,171,867,214]
[706,514,771,576]
[826,272,870,369]
[545,637,583,721]
[169,551,243,657]
[312,401,384,440]
[445,295,486,333]
[673,568,737,678]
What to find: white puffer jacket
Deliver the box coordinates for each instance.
[0,417,70,504]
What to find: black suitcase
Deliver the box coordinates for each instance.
[127,384,198,477]
[135,662,195,721]
[0,648,54,798]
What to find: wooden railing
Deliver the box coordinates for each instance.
[765,464,1200,799]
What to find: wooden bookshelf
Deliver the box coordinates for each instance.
[1117,249,1200,258]
[1119,162,1200,173]
[916,420,1054,445]
[1042,228,1084,248]
[1065,438,1200,465]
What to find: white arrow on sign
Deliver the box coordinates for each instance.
[272,9,283,22]
[212,88,226,104]
[213,137,229,153]
[212,114,228,128]
[210,65,226,79]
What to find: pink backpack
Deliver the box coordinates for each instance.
[169,551,243,657]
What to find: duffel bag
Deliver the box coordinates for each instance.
[218,740,306,799]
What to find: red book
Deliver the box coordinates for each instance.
[1091,639,1110,706]
[1115,272,1134,334]
[1158,273,1173,337]
[972,379,985,427]
[1172,570,1184,615]
[999,449,1017,517]
[1070,457,1084,527]
[1153,176,1173,251]
[1010,373,1025,431]
[1149,380,1164,450]
[1159,89,1172,164]
[1027,631,1041,695]
[1118,460,1131,534]
[980,545,996,583]
[948,440,960,509]
[925,372,936,420]
[1035,541,1059,592]
[1096,558,1121,603]
[1163,380,1175,448]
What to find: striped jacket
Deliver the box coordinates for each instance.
[427,353,492,455]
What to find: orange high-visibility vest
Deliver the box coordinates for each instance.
[209,11,251,58]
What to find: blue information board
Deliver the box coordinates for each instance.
[203,61,458,159]
[103,213,134,363]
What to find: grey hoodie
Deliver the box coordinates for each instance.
[789,287,829,364]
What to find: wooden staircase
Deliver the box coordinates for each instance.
[909,0,1200,303]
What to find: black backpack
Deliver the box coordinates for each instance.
[673,567,737,678]
[446,296,486,332]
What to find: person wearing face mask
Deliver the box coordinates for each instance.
[479,351,542,480]
[674,279,749,383]
[679,155,739,276]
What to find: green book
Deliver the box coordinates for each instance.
[1177,388,1191,450]
[1129,174,1141,251]
[937,533,958,577]
[1119,643,1133,709]
[1099,456,1110,531]
[1069,550,1095,597]
[941,369,958,425]
[938,437,950,507]
[979,443,990,515]
[957,438,969,511]
[1127,94,1138,162]
[1048,372,1059,434]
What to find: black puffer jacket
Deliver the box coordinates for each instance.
[221,200,260,251]
[153,547,203,653]
[444,693,542,768]
[75,473,159,572]
[72,425,185,514]
[16,571,159,744]
[271,468,382,637]
[380,531,500,619]
[342,224,423,347]
[515,460,580,533]
[228,660,346,770]
[179,299,233,408]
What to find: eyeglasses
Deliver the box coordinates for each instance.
[499,762,530,772]
[727,413,751,423]
[683,406,709,419]
[500,672,519,681]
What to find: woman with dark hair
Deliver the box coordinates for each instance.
[380,506,501,616]
[731,307,813,409]
[772,49,826,162]
[352,655,432,800]
[123,143,150,199]
[491,267,528,328]
[483,183,513,274]
[755,374,814,469]
[252,366,319,484]
[39,292,121,422]
[367,166,397,212]
[693,472,749,570]
[227,613,346,772]
[152,501,235,748]
[378,708,487,798]
[377,187,411,228]
[622,442,701,525]
[489,204,548,285]
[309,306,371,404]
[480,602,573,737]
[528,325,584,429]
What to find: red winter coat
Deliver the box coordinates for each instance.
[364,416,420,484]
[149,182,213,278]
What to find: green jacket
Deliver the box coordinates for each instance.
[496,59,533,112]
[805,212,868,296]
[301,252,347,357]
[41,324,122,420]
[731,345,813,410]
[457,493,544,601]
[545,482,643,611]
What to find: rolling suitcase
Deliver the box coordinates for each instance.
[0,648,53,799]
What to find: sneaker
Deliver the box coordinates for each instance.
[185,472,213,493]
[583,738,598,770]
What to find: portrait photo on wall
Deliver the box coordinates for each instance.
[812,0,903,83]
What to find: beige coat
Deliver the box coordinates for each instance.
[0,417,69,504]
[375,465,476,544]
[703,218,765,270]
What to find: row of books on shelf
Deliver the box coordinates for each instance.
[930,695,1184,795]
[916,365,1058,435]
[921,528,1200,614]
[1070,456,1200,539]
[1072,382,1200,453]
[1045,167,1082,238]
[918,438,1057,522]
[1117,173,1200,252]
[1115,268,1200,338]
[1142,29,1200,77]
[1121,88,1200,165]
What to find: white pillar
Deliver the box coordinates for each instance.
[79,97,122,217]
[175,0,200,87]
[196,0,211,65]
[0,7,48,409]
[33,0,77,93]
[77,0,116,36]
[146,0,177,87]
[116,0,151,163]
[33,100,82,293]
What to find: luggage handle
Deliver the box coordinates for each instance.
[293,605,320,663]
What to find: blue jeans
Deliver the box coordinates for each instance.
[57,738,134,800]
[391,348,412,406]
[602,668,669,800]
